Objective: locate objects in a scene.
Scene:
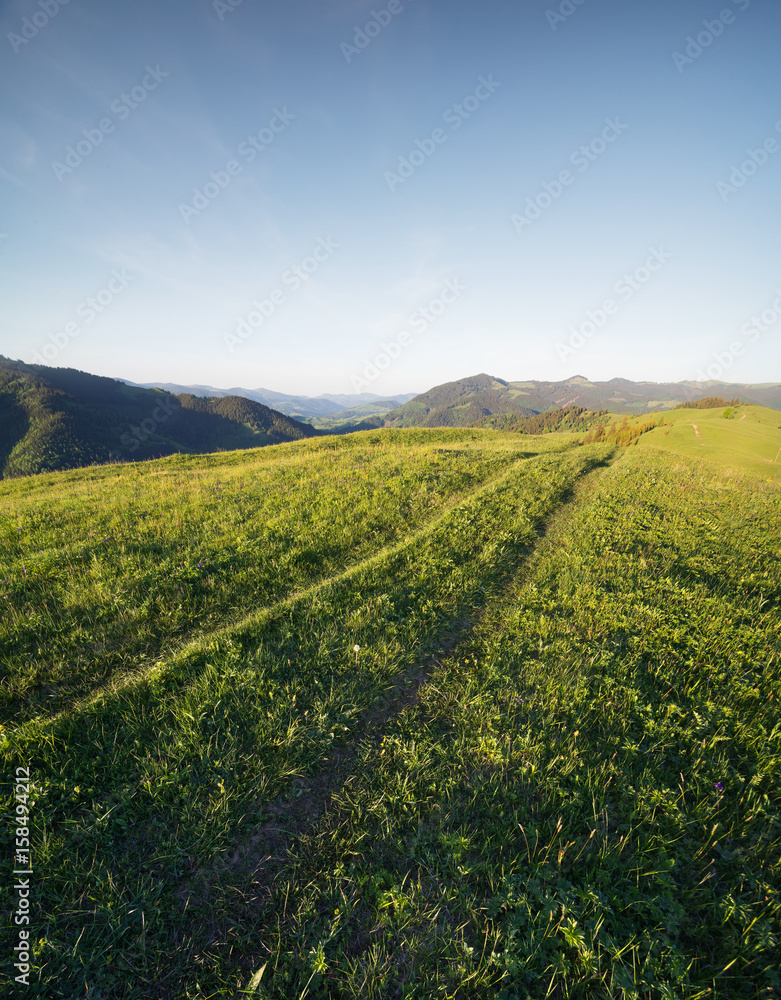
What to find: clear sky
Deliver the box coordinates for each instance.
[2,0,780,396]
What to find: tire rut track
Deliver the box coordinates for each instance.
[156,451,618,996]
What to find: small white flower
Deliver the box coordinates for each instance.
[353,644,360,652]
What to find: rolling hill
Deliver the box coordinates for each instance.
[0,358,317,478]
[383,373,540,427]
[1,417,779,997]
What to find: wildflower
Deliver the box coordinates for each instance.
[714,781,724,792]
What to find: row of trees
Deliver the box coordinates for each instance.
[674,396,743,410]
[583,415,666,447]
[479,406,607,434]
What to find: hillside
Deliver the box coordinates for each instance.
[637,400,781,479]
[385,373,781,427]
[384,373,540,428]
[0,358,316,478]
[1,421,779,998]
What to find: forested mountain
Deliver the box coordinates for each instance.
[385,374,781,427]
[0,358,316,478]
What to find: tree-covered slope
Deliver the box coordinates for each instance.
[0,358,316,478]
[386,374,781,428]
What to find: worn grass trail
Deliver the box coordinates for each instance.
[1,440,605,999]
[0,431,532,724]
[3,433,778,999]
[229,448,781,1000]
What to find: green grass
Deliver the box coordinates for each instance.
[0,429,548,723]
[635,405,781,480]
[1,422,779,998]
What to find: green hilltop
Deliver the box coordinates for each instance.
[637,400,781,480]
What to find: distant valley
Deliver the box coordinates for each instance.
[117,378,418,421]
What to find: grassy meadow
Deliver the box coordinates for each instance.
[1,413,780,998]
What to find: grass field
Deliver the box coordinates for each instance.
[636,405,781,481]
[1,417,779,998]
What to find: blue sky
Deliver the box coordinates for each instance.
[2,0,780,396]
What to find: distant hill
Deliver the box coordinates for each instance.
[638,401,781,480]
[0,358,316,478]
[385,374,781,427]
[117,379,418,421]
[308,399,406,432]
[384,374,539,428]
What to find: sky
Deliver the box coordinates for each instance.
[2,0,780,397]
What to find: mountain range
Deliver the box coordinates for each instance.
[3,358,781,478]
[383,373,781,428]
[117,379,417,420]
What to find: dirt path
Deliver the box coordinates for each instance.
[692,423,701,439]
[159,453,618,995]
